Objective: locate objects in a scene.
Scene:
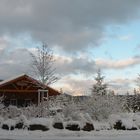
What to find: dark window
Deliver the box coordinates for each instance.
[44,92,48,98]
[24,99,31,107]
[18,100,25,107]
[10,99,17,106]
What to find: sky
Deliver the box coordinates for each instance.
[0,0,140,95]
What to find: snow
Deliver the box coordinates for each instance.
[109,114,121,128]
[50,107,62,111]
[83,113,93,123]
[133,113,140,128]
[52,113,63,124]
[121,118,137,129]
[29,118,51,128]
[0,129,140,140]
[0,114,140,139]
[109,113,137,129]
[93,121,111,130]
[15,114,29,127]
[3,119,16,128]
[0,117,4,127]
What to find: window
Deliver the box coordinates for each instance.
[38,89,48,104]
[24,99,31,107]
[10,99,17,106]
[44,92,48,98]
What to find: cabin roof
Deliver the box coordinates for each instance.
[0,73,28,86]
[0,74,60,95]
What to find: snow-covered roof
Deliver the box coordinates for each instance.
[0,73,61,95]
[0,73,27,86]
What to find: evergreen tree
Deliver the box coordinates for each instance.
[86,70,124,120]
[133,88,140,112]
[91,69,107,96]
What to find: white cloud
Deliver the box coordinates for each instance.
[108,78,135,94]
[119,34,133,41]
[52,75,93,96]
[96,57,140,69]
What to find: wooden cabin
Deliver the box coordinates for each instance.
[0,74,60,107]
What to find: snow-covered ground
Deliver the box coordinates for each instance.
[0,129,140,140]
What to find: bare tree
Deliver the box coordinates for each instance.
[30,42,58,85]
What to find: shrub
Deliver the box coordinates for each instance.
[65,121,80,131]
[28,118,50,131]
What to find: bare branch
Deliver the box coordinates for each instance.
[30,42,59,85]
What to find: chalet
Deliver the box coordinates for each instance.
[0,74,60,107]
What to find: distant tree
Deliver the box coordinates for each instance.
[132,89,140,112]
[122,90,140,113]
[123,91,133,112]
[132,74,140,111]
[91,69,107,96]
[30,42,58,85]
[135,74,140,93]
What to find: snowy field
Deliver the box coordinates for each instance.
[0,130,140,140]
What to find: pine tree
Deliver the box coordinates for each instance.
[86,70,124,120]
[91,69,107,96]
[133,88,140,112]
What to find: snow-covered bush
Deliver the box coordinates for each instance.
[62,103,80,121]
[0,106,22,119]
[109,113,137,130]
[22,104,49,118]
[2,119,16,130]
[7,106,22,118]
[109,114,121,128]
[64,113,94,131]
[133,112,140,128]
[84,113,93,123]
[0,116,4,127]
[65,121,80,131]
[85,94,124,121]
[28,118,50,131]
[79,113,94,131]
[119,113,137,130]
[52,113,64,129]
[15,115,28,129]
[93,121,111,131]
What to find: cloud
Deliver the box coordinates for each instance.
[53,76,135,96]
[119,34,133,41]
[96,57,140,69]
[53,75,93,96]
[0,0,140,52]
[0,38,8,50]
[0,46,137,95]
[108,78,135,94]
[0,47,31,79]
[55,55,97,76]
[0,1,140,94]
